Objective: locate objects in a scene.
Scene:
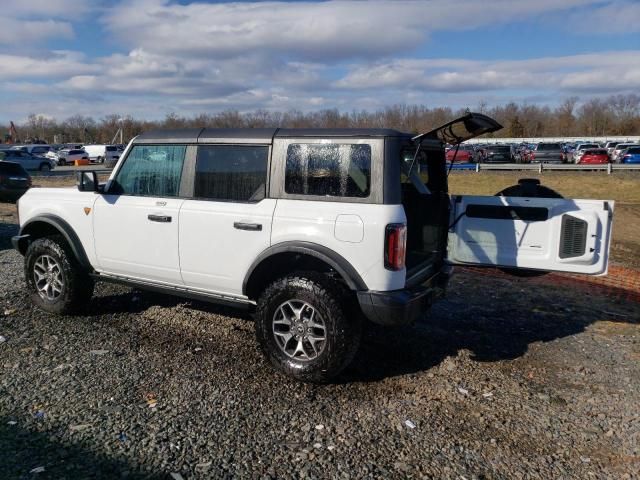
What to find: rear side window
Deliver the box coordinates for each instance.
[0,162,27,175]
[106,146,117,152]
[285,144,371,198]
[112,144,186,197]
[194,145,268,202]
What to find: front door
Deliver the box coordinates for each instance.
[179,144,275,296]
[448,195,614,275]
[93,144,188,285]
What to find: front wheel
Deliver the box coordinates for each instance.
[25,235,94,314]
[255,272,361,382]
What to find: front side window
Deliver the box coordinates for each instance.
[194,145,268,202]
[285,144,371,198]
[112,144,186,197]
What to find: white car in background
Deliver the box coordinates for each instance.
[54,149,90,166]
[83,144,121,164]
[611,143,637,163]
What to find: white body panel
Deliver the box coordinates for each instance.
[448,195,613,275]
[179,199,277,296]
[93,195,184,285]
[271,199,406,292]
[17,188,99,264]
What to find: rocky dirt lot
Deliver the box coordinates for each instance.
[0,221,639,479]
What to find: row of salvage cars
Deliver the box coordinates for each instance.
[446,141,640,164]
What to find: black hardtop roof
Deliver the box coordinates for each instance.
[134,127,410,144]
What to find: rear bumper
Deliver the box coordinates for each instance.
[357,268,451,326]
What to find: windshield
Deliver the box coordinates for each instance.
[537,143,562,151]
[488,146,511,153]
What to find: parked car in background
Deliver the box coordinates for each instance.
[572,144,600,163]
[445,144,476,163]
[11,145,53,157]
[529,143,565,163]
[83,144,121,164]
[0,161,31,201]
[0,150,55,171]
[611,143,637,163]
[480,144,514,163]
[604,141,620,156]
[620,146,640,164]
[578,149,610,165]
[55,149,90,166]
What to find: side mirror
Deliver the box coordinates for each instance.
[77,171,99,192]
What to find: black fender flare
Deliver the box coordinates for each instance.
[17,214,92,270]
[242,241,367,295]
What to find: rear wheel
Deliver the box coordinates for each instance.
[39,163,51,172]
[25,235,94,314]
[255,272,361,382]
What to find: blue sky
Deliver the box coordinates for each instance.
[1,0,639,122]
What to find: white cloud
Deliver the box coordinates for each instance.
[104,0,602,60]
[10,0,92,18]
[335,51,640,93]
[0,51,99,79]
[0,18,74,44]
[1,0,638,120]
[569,1,640,33]
[0,0,93,45]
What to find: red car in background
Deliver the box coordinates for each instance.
[445,145,475,163]
[578,149,610,164]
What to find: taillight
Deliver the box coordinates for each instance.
[384,224,407,271]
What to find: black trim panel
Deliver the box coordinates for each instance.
[243,241,367,294]
[18,214,92,270]
[93,273,253,310]
[465,204,549,222]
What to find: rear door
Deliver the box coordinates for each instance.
[179,144,275,297]
[448,195,613,275]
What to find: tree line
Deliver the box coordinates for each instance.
[5,94,639,144]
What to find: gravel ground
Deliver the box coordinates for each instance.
[0,221,639,479]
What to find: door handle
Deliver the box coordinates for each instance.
[148,214,172,223]
[234,222,262,231]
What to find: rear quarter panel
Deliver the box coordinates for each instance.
[271,199,406,291]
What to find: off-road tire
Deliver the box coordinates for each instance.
[255,272,361,382]
[25,235,94,314]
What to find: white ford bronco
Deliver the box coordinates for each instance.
[12,113,614,382]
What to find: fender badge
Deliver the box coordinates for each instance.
[84,207,92,215]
